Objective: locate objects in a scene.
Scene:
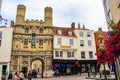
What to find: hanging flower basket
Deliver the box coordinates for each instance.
[97,51,103,57]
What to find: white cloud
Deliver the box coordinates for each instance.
[0,0,107,31]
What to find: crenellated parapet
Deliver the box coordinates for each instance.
[25,19,44,25]
[15,4,52,26]
[16,4,26,25]
[17,4,26,9]
[44,7,52,26]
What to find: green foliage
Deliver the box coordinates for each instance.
[109,20,118,35]
[98,47,105,52]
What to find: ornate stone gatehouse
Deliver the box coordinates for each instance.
[10,4,53,77]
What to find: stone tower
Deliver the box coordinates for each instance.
[10,4,54,78]
[44,7,52,26]
[16,4,26,24]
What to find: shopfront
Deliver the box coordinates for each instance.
[0,63,10,80]
[53,59,97,76]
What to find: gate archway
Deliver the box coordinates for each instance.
[31,57,44,78]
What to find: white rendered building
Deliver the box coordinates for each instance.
[74,24,97,72]
[0,26,13,79]
[53,23,78,75]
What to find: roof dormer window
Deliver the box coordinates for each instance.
[58,30,62,35]
[68,31,72,36]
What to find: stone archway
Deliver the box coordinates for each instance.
[31,57,44,78]
[32,60,42,72]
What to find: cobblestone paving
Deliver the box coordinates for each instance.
[24,73,87,80]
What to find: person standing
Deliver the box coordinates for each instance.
[79,66,82,75]
[28,71,32,80]
[19,71,24,80]
[13,72,19,80]
[5,71,9,80]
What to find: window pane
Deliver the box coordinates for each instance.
[79,31,83,37]
[88,40,92,46]
[25,28,29,33]
[72,52,74,57]
[55,51,59,57]
[67,52,71,57]
[81,51,85,58]
[58,30,62,34]
[40,28,43,33]
[68,31,72,36]
[60,51,63,57]
[89,51,93,58]
[24,39,28,45]
[39,39,43,45]
[80,40,84,46]
[0,31,2,37]
[57,38,61,45]
[87,32,91,37]
[69,39,73,45]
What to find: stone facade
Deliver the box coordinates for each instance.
[10,4,53,77]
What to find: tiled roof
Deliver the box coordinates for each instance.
[53,26,76,37]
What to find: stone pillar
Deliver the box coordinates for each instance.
[28,56,31,71]
[43,55,54,78]
[44,56,47,70]
[19,56,22,71]
[17,56,20,71]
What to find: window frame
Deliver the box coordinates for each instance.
[0,31,2,38]
[58,30,62,35]
[87,32,91,37]
[55,51,59,57]
[88,40,92,46]
[55,51,63,57]
[57,38,61,45]
[39,39,43,45]
[80,40,84,46]
[79,31,83,37]
[67,51,74,58]
[24,39,28,45]
[68,31,72,36]
[69,39,73,45]
[81,51,85,59]
[39,28,43,33]
[89,51,93,58]
[25,27,29,33]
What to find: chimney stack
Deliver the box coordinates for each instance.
[71,22,75,29]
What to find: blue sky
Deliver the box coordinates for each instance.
[1,0,107,31]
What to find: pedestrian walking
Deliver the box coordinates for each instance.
[28,71,32,80]
[79,66,82,75]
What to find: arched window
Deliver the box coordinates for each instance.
[39,28,43,33]
[25,27,29,33]
[24,39,28,45]
[39,39,43,45]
